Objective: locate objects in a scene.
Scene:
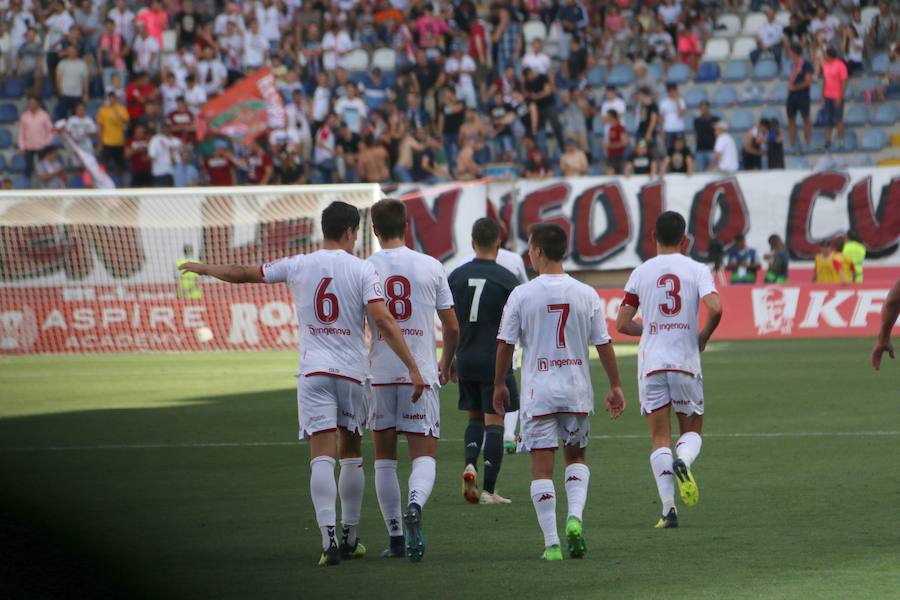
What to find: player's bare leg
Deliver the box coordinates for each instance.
[646,407,678,528]
[562,444,589,558]
[530,448,562,560]
[337,427,366,559]
[673,413,703,507]
[373,428,404,558]
[462,411,483,503]
[309,430,341,565]
[480,413,511,504]
[404,434,437,562]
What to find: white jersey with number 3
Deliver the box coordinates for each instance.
[497,274,611,418]
[623,254,717,379]
[367,246,453,385]
[262,249,383,383]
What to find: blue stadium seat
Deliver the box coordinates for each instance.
[12,175,31,189]
[647,63,663,82]
[0,103,18,124]
[684,87,708,109]
[89,77,105,99]
[730,109,755,132]
[0,128,12,149]
[87,99,102,120]
[722,61,749,82]
[68,175,85,188]
[767,82,788,104]
[860,129,887,151]
[668,63,691,85]
[40,78,55,99]
[2,78,25,99]
[760,107,785,127]
[845,104,869,126]
[623,112,638,134]
[853,77,877,100]
[785,155,809,170]
[810,129,827,149]
[740,83,765,105]
[694,62,720,82]
[872,53,890,74]
[712,86,738,107]
[752,59,778,81]
[844,130,859,151]
[0,154,6,172]
[607,64,634,87]
[591,113,604,135]
[10,154,26,174]
[872,103,898,126]
[586,67,605,87]
[684,113,695,131]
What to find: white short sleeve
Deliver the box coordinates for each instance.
[363,261,385,304]
[435,265,454,310]
[589,293,612,346]
[262,255,303,284]
[623,267,640,295]
[697,263,717,298]
[497,288,521,345]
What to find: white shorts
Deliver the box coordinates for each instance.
[639,371,705,416]
[297,374,368,440]
[518,413,591,452]
[368,383,441,438]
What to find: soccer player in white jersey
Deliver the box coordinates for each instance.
[615,211,723,529]
[366,199,460,562]
[494,223,626,561]
[179,201,426,566]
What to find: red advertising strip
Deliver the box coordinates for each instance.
[1,283,894,355]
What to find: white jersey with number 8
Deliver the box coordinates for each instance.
[622,254,717,379]
[497,274,611,418]
[262,248,383,383]
[367,246,453,386]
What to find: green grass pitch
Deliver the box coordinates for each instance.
[1,338,899,600]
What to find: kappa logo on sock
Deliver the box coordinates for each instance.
[466,442,479,448]
[537,493,554,502]
[565,475,582,482]
[660,470,674,476]
[484,460,492,468]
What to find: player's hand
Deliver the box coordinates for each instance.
[492,385,510,417]
[438,360,451,386]
[178,261,206,275]
[449,359,458,383]
[872,338,894,371]
[409,367,427,403]
[698,332,710,352]
[604,385,625,420]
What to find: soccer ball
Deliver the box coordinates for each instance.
[195,327,214,343]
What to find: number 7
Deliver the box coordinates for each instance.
[548,304,570,348]
[468,278,486,322]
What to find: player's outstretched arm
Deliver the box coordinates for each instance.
[596,343,625,419]
[872,279,900,371]
[437,308,460,385]
[491,342,515,416]
[177,262,264,284]
[698,292,723,352]
[615,304,643,337]
[367,300,427,400]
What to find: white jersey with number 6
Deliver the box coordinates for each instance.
[622,254,717,379]
[497,274,611,418]
[367,246,453,386]
[262,248,383,383]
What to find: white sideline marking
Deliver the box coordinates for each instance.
[1,431,897,453]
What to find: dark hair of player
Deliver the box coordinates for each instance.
[735,233,746,243]
[321,201,361,241]
[371,198,407,240]
[655,211,686,247]
[528,223,567,261]
[471,218,501,249]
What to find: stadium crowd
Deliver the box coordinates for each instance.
[2,0,898,189]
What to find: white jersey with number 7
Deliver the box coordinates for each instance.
[622,254,717,379]
[262,248,384,383]
[497,274,611,418]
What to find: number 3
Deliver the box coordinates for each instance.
[657,274,682,316]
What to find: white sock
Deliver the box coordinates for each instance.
[310,455,337,550]
[675,432,702,468]
[564,463,590,522]
[503,410,519,442]
[408,455,436,508]
[338,457,365,545]
[650,447,676,516]
[374,459,403,537]
[530,479,560,548]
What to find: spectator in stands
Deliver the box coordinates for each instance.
[625,139,657,177]
[446,43,478,109]
[167,97,196,146]
[522,138,552,179]
[245,139,274,185]
[2,178,12,190]
[243,19,269,71]
[559,89,590,159]
[560,138,589,177]
[750,8,783,69]
[16,27,44,97]
[66,102,98,156]
[764,234,790,284]
[766,119,784,169]
[821,47,848,149]
[132,21,161,77]
[357,134,391,184]
[74,0,101,53]
[107,0,135,45]
[599,85,626,133]
[647,20,675,66]
[313,112,338,183]
[456,136,484,181]
[279,146,306,185]
[635,86,659,150]
[183,75,207,117]
[676,24,702,74]
[335,83,368,136]
[840,24,864,76]
[490,90,517,162]
[55,45,89,120]
[439,89,466,172]
[786,43,814,149]
[148,122,182,187]
[35,146,67,189]
[97,91,130,176]
[198,46,228,98]
[522,38,552,76]
[203,140,238,186]
[98,18,127,94]
[18,96,54,181]
[126,123,152,187]
[661,134,694,176]
[868,1,897,52]
[726,234,760,284]
[693,101,717,172]
[173,146,200,187]
[604,109,628,175]
[45,1,75,88]
[659,82,687,151]
[742,119,767,171]
[492,6,522,78]
[712,121,739,174]
[875,43,900,102]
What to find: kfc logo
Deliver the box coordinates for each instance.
[0,308,38,351]
[752,288,800,335]
[537,358,549,372]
